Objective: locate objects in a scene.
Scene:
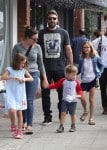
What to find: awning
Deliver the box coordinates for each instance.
[84,0,107,7]
[34,0,107,11]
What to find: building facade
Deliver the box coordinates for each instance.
[0,0,107,74]
[0,0,17,74]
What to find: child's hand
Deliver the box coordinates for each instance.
[15,77,25,83]
[76,95,81,99]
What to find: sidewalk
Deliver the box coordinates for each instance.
[0,89,107,150]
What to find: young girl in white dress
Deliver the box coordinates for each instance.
[1,53,33,139]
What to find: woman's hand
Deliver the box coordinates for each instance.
[42,79,49,88]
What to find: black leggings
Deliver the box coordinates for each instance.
[41,70,65,119]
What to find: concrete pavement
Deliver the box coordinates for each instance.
[0,88,107,150]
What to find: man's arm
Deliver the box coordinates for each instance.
[65,45,73,65]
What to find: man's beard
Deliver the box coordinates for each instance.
[48,23,57,29]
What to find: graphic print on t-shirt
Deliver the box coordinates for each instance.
[44,33,61,58]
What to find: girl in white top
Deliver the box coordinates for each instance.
[1,53,33,139]
[78,41,104,125]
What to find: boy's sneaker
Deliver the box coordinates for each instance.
[41,118,52,126]
[15,129,23,139]
[69,126,76,132]
[11,125,17,136]
[56,125,64,133]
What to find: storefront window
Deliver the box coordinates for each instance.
[30,0,45,30]
[35,5,44,30]
[0,0,10,74]
[0,0,5,73]
[0,0,4,40]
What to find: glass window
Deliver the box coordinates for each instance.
[0,0,5,73]
[30,1,45,30]
[0,0,4,41]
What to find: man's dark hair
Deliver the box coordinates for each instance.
[79,29,86,35]
[93,30,101,38]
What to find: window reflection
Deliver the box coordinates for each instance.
[0,0,4,72]
[0,0,4,40]
[30,1,45,30]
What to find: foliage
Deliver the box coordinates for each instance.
[85,10,93,39]
[85,10,100,39]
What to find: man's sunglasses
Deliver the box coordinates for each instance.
[48,17,57,21]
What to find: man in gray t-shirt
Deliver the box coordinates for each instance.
[38,9,73,125]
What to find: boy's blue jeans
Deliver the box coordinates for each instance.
[23,72,39,126]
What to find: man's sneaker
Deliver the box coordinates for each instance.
[56,125,64,133]
[69,126,76,132]
[41,118,52,126]
[15,129,23,139]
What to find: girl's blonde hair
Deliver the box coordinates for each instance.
[81,41,96,57]
[65,65,78,74]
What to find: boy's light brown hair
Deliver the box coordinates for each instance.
[65,65,78,74]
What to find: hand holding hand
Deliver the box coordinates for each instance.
[42,79,49,88]
[76,95,81,99]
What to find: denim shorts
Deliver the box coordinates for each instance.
[61,100,77,115]
[81,78,96,92]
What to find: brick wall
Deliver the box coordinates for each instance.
[73,9,82,37]
[18,0,30,41]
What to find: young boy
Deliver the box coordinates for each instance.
[47,65,82,133]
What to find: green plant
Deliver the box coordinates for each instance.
[85,10,93,38]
